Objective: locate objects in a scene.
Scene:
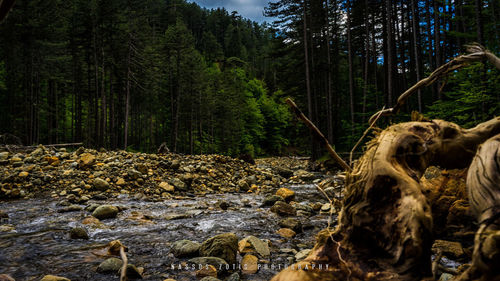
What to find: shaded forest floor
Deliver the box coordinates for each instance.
[0,146,476,280]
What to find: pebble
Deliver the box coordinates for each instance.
[241,254,259,274]
[97,257,123,273]
[276,228,296,238]
[93,178,110,191]
[270,201,296,216]
[40,275,71,281]
[92,205,119,220]
[199,233,238,265]
[171,240,201,258]
[69,227,89,239]
[295,249,311,261]
[195,265,217,278]
[275,187,295,202]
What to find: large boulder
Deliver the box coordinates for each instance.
[199,233,238,265]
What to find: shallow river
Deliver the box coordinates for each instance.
[0,183,332,281]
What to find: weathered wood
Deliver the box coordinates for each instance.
[120,246,128,281]
[272,117,500,281]
[285,98,351,172]
[455,134,500,281]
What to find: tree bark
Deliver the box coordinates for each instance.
[455,134,500,281]
[302,1,314,157]
[347,0,355,137]
[385,0,394,106]
[411,0,422,112]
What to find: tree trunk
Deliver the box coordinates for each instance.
[124,39,131,150]
[302,1,314,158]
[475,0,484,44]
[385,0,394,107]
[433,0,442,99]
[325,0,333,144]
[272,117,500,281]
[347,0,355,138]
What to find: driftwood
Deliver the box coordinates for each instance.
[272,117,500,281]
[274,46,500,281]
[455,135,500,281]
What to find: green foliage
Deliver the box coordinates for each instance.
[426,63,500,128]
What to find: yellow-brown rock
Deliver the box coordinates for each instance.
[195,264,217,278]
[276,187,295,202]
[276,228,296,238]
[241,254,259,274]
[78,153,96,168]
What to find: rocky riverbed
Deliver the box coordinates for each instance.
[0,146,342,281]
[0,146,473,281]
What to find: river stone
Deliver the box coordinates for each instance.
[78,153,95,168]
[188,257,228,269]
[279,218,302,233]
[237,179,250,191]
[199,277,220,281]
[40,275,71,281]
[275,187,295,202]
[127,168,141,180]
[69,227,89,239]
[92,205,118,220]
[199,233,238,265]
[261,195,284,207]
[0,274,14,281]
[276,228,296,238]
[171,240,201,258]
[159,182,174,192]
[226,272,240,281]
[275,166,293,178]
[93,178,109,191]
[0,152,9,161]
[294,170,316,181]
[238,236,270,258]
[241,254,259,274]
[270,201,296,216]
[195,264,217,278]
[432,240,465,259]
[295,249,311,261]
[97,257,123,273]
[170,178,187,191]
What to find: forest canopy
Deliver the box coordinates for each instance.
[0,0,498,158]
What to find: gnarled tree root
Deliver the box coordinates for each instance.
[454,134,500,281]
[271,117,500,281]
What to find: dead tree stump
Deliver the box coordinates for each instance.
[271,117,500,281]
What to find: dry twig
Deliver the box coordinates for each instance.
[120,246,128,281]
[285,98,352,172]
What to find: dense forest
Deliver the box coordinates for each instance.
[0,0,499,158]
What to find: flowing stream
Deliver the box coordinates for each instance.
[0,183,332,281]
